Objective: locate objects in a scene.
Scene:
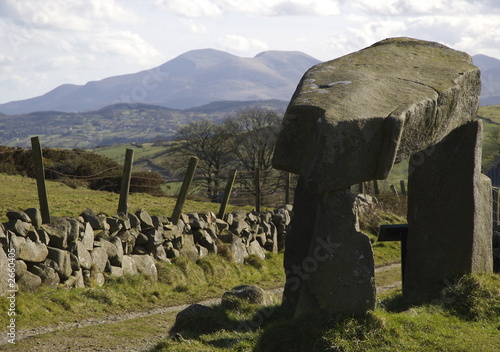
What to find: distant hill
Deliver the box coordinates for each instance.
[0,100,288,148]
[0,50,319,115]
[473,54,500,106]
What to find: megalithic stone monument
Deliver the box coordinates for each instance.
[272,37,485,317]
[405,121,493,296]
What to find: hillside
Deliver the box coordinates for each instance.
[0,50,319,115]
[0,99,288,148]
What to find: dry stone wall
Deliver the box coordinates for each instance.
[0,206,292,294]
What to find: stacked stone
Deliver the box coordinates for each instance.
[0,205,292,294]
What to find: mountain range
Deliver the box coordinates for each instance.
[0,49,320,115]
[0,50,499,116]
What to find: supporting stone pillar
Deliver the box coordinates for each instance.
[405,120,493,296]
[294,189,376,317]
[281,176,321,313]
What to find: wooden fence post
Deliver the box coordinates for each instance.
[31,136,50,224]
[285,172,291,205]
[217,169,237,219]
[373,180,380,195]
[255,168,261,212]
[117,148,134,214]
[390,184,399,196]
[400,179,407,196]
[171,156,199,225]
[358,182,365,194]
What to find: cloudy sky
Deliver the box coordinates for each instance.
[0,0,499,104]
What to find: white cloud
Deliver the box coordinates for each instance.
[156,0,340,17]
[156,0,222,18]
[219,34,268,54]
[180,18,209,34]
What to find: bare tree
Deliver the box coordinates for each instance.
[224,107,284,198]
[175,120,233,201]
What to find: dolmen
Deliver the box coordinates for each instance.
[272,37,492,317]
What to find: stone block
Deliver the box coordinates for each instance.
[294,189,376,317]
[47,247,73,280]
[405,121,493,295]
[273,37,481,192]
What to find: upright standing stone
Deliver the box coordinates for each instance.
[294,189,375,317]
[405,121,493,295]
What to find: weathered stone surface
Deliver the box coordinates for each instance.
[90,246,108,273]
[136,209,154,229]
[132,254,157,280]
[74,242,92,270]
[98,238,123,266]
[47,247,73,280]
[122,255,138,275]
[281,176,321,312]
[247,240,266,260]
[110,266,124,277]
[173,304,214,333]
[24,208,42,229]
[221,285,271,308]
[17,270,42,293]
[18,239,48,263]
[179,235,199,262]
[7,211,31,223]
[28,262,60,287]
[0,248,9,296]
[230,234,248,264]
[405,121,493,295]
[4,219,32,237]
[42,218,71,249]
[273,37,481,192]
[15,259,27,280]
[80,222,94,251]
[64,269,85,288]
[294,189,376,317]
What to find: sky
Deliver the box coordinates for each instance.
[0,0,500,104]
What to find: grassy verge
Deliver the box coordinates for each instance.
[0,253,284,331]
[151,273,500,352]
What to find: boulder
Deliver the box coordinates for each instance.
[173,304,214,333]
[4,219,32,237]
[247,240,266,260]
[47,247,73,280]
[221,285,272,308]
[74,242,92,270]
[7,211,31,223]
[28,262,60,287]
[132,254,158,280]
[273,37,481,192]
[136,209,154,229]
[0,248,9,296]
[24,208,43,229]
[90,246,108,273]
[42,218,72,249]
[80,222,94,251]
[14,260,27,280]
[230,234,248,264]
[18,239,48,263]
[122,255,138,275]
[17,270,42,293]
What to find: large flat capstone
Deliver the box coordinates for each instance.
[273,37,481,192]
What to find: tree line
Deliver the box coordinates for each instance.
[169,107,285,202]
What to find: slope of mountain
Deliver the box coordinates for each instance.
[473,54,500,106]
[0,50,320,115]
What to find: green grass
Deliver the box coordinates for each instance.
[0,173,247,223]
[0,253,285,330]
[151,273,500,352]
